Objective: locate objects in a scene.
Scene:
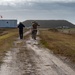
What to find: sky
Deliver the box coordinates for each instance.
[0,0,75,24]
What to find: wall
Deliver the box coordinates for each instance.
[0,20,17,27]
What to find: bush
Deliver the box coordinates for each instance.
[48,28,58,32]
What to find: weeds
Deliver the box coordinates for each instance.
[39,29,75,63]
[0,28,18,63]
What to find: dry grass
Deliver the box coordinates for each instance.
[0,28,29,64]
[39,29,75,63]
[0,28,19,63]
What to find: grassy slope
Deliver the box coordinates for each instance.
[39,29,75,63]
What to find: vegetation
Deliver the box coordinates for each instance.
[48,28,58,32]
[0,28,18,62]
[0,28,19,64]
[39,29,75,63]
[0,28,29,64]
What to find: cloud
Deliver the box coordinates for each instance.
[0,0,75,24]
[0,1,75,10]
[0,0,75,6]
[0,0,75,11]
[0,0,75,13]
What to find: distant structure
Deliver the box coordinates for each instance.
[0,19,17,27]
[22,20,75,28]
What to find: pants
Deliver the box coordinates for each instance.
[32,30,37,40]
[19,30,23,39]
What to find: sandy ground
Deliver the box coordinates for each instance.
[0,31,75,75]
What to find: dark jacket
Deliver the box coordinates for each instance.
[18,22,25,32]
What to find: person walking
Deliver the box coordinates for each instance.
[31,21,40,40]
[18,22,25,39]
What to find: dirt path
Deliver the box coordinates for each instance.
[0,31,75,75]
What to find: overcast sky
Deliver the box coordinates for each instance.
[0,0,75,24]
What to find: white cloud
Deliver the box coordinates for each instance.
[0,0,75,5]
[0,0,25,5]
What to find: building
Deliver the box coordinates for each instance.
[0,19,17,27]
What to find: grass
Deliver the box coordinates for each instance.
[0,28,24,63]
[0,28,19,63]
[58,28,75,35]
[0,28,29,64]
[39,29,75,63]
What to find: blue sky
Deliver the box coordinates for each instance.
[0,0,75,24]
